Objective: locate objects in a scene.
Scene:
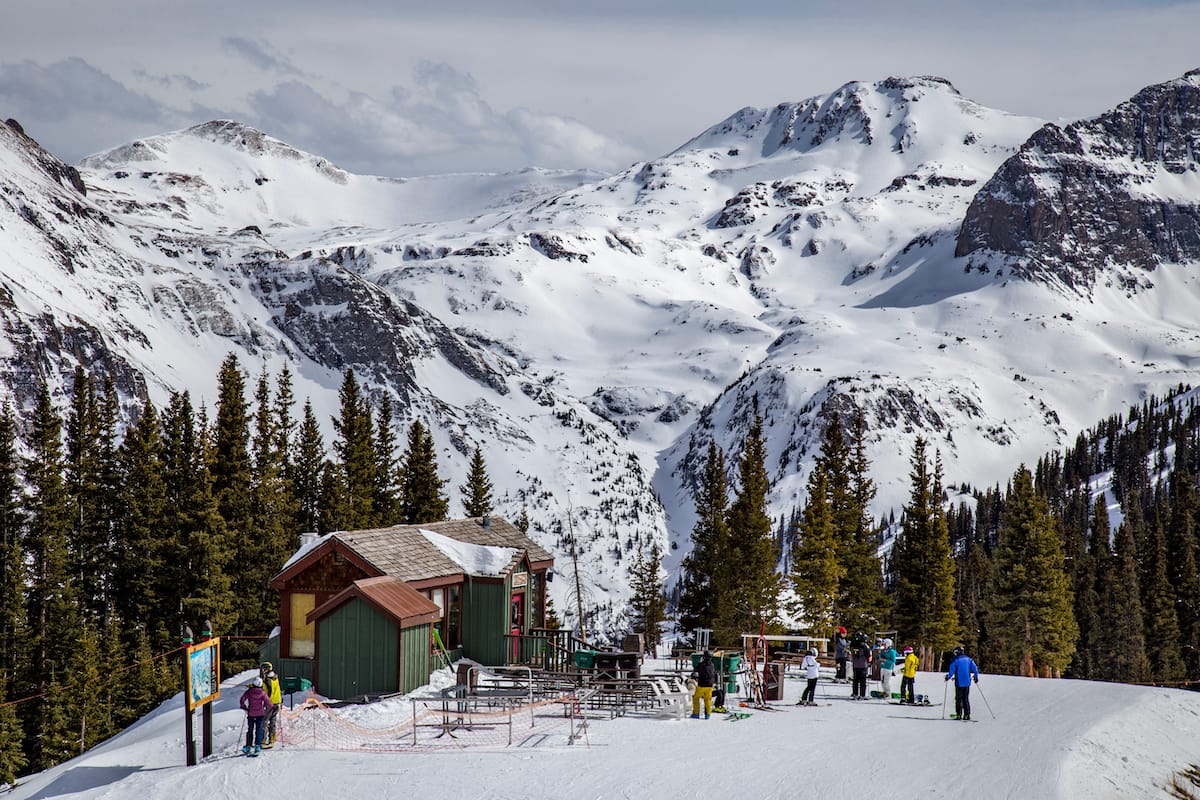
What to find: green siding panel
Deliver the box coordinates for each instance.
[400,623,431,693]
[462,579,506,665]
[317,599,399,700]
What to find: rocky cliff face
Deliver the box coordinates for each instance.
[955,69,1200,290]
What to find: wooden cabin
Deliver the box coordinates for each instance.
[268,516,554,697]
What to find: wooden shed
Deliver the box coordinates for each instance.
[269,516,554,694]
[307,577,440,698]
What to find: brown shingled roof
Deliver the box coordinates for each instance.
[282,516,552,586]
[421,517,555,566]
[308,576,441,628]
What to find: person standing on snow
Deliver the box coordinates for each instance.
[900,646,919,704]
[849,632,872,700]
[797,647,821,706]
[240,676,272,754]
[878,639,898,700]
[262,669,282,747]
[945,646,980,720]
[690,651,717,719]
[834,627,849,683]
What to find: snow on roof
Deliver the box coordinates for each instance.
[419,528,520,577]
[278,531,332,573]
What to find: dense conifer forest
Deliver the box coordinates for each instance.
[2,357,1197,782]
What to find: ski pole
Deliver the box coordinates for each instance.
[941,680,948,719]
[975,682,996,719]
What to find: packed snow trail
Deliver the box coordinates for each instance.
[7,663,1197,799]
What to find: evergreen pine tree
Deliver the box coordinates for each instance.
[1143,508,1186,681]
[69,621,110,751]
[36,671,75,770]
[717,409,781,644]
[247,371,298,632]
[892,437,961,667]
[119,626,163,728]
[460,446,494,518]
[372,398,400,526]
[516,505,530,534]
[0,404,27,696]
[627,542,667,652]
[213,355,257,643]
[1071,497,1107,679]
[113,403,169,637]
[293,401,326,532]
[788,465,843,642]
[678,442,729,636]
[22,383,78,728]
[332,369,377,529]
[988,466,1078,677]
[0,682,26,786]
[398,421,448,524]
[162,393,235,641]
[544,596,562,630]
[1099,517,1150,682]
[822,410,887,634]
[64,368,108,623]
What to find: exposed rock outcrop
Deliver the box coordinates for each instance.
[955,69,1200,289]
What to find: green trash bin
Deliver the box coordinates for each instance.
[281,676,312,694]
[691,653,742,695]
[573,650,598,669]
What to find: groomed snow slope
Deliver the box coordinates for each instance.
[8,662,1197,800]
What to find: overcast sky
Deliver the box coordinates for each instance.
[2,1,1197,177]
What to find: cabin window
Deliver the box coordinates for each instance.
[290,592,316,658]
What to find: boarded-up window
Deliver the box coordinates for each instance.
[291,593,316,657]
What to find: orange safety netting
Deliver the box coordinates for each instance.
[276,693,591,752]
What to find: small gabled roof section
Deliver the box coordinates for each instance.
[307,576,440,629]
[270,533,382,589]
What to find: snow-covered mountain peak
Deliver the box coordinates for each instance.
[80,119,350,183]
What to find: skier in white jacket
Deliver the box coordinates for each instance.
[797,648,821,706]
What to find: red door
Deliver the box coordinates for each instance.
[510,593,525,661]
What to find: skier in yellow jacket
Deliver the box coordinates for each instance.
[260,662,283,747]
[899,646,919,704]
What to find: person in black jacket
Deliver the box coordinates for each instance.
[691,651,717,719]
[834,627,849,682]
[849,632,872,700]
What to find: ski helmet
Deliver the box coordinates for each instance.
[809,647,818,656]
[702,650,712,661]
[837,626,846,635]
[883,638,892,648]
[252,676,263,687]
[953,646,963,656]
[903,646,913,654]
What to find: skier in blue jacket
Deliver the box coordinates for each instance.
[944,646,980,720]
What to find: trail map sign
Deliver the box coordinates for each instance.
[185,637,221,711]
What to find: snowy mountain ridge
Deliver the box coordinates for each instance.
[2,69,1200,634]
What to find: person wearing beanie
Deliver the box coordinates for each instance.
[690,651,717,719]
[878,639,899,700]
[900,646,919,704]
[240,676,272,754]
[797,647,821,706]
[834,626,849,683]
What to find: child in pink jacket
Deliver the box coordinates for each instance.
[240,676,272,754]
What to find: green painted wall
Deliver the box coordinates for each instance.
[462,579,506,665]
[317,599,398,700]
[400,623,432,693]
